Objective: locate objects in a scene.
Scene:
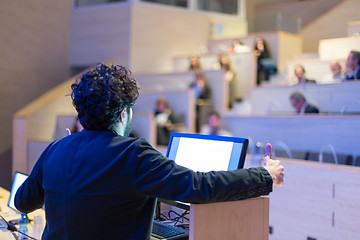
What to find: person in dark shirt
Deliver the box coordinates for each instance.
[190,73,212,101]
[190,73,212,132]
[343,50,360,81]
[254,37,277,85]
[154,97,178,145]
[290,91,320,114]
[15,64,284,240]
[294,64,317,84]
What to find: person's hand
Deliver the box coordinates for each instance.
[344,67,353,78]
[262,143,285,187]
[66,128,71,136]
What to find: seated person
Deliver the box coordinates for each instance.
[228,39,250,53]
[154,98,178,145]
[343,50,360,81]
[293,64,317,84]
[200,111,232,137]
[329,60,343,83]
[290,92,319,114]
[190,73,212,102]
[190,73,212,132]
[216,53,235,108]
[188,54,201,72]
[254,37,277,85]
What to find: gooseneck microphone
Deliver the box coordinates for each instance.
[0,214,17,232]
[0,214,38,240]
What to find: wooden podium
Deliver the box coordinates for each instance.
[189,197,269,240]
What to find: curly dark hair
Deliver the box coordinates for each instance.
[71,64,139,130]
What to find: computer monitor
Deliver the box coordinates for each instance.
[159,133,249,210]
[8,172,28,212]
[166,133,248,171]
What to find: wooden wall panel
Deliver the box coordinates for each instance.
[0,0,72,158]
[70,3,132,67]
[300,0,360,52]
[267,159,360,240]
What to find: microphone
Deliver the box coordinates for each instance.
[0,214,17,232]
[1,214,38,240]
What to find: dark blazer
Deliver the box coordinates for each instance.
[343,67,360,81]
[305,79,317,84]
[190,82,212,100]
[297,78,317,84]
[305,104,320,114]
[15,130,272,240]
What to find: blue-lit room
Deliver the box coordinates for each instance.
[0,0,360,239]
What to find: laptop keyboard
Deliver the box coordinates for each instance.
[151,219,189,239]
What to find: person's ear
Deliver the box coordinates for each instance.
[119,108,127,124]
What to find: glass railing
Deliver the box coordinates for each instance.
[197,0,237,15]
[75,0,126,7]
[248,13,301,34]
[141,0,187,8]
[74,0,240,16]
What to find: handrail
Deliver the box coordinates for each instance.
[273,140,293,159]
[266,99,282,115]
[247,137,254,155]
[340,99,360,115]
[319,144,338,164]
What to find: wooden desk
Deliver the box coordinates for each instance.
[268,158,360,240]
[190,197,269,240]
[0,187,45,240]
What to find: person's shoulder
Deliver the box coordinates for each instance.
[124,136,155,150]
[305,104,319,113]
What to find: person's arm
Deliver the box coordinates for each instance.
[131,139,281,203]
[14,143,54,213]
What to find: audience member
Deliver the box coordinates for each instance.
[190,73,212,101]
[293,64,317,84]
[188,55,201,72]
[343,50,360,81]
[290,92,319,114]
[154,98,178,145]
[200,111,232,137]
[254,37,277,85]
[329,60,343,83]
[216,53,235,108]
[190,73,212,132]
[228,39,250,53]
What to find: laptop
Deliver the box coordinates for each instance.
[159,132,249,210]
[7,171,28,213]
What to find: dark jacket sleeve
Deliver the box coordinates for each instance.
[131,139,273,203]
[14,142,54,213]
